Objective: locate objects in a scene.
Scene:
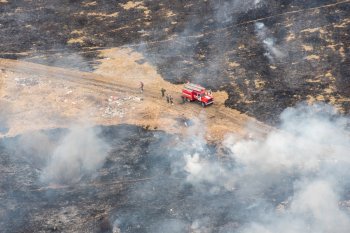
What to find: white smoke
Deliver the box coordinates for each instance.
[254,0,262,5]
[182,103,350,231]
[226,103,350,179]
[40,126,110,185]
[255,22,286,62]
[239,180,350,233]
[184,153,236,192]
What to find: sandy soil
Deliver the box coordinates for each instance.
[0,48,271,143]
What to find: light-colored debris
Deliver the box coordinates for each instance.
[103,95,142,118]
[14,77,39,86]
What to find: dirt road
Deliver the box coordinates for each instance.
[0,48,271,142]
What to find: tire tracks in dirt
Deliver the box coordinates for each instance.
[0,58,271,141]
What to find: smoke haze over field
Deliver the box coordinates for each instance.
[1,0,350,231]
[108,103,350,232]
[181,103,350,232]
[238,180,350,233]
[40,126,110,184]
[150,103,350,232]
[1,103,350,232]
[3,125,111,185]
[227,104,350,232]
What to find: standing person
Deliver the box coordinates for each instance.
[166,94,170,103]
[161,88,166,97]
[169,95,174,105]
[139,81,144,93]
[181,96,186,104]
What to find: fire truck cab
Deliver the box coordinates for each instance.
[182,83,214,107]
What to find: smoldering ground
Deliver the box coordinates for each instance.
[111,103,350,233]
[1,103,350,232]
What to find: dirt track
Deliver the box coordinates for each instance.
[0,48,270,142]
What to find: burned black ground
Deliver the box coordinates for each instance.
[0,0,349,123]
[0,125,296,233]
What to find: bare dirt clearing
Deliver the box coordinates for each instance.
[0,48,270,142]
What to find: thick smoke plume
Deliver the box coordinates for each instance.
[237,179,350,233]
[110,103,350,232]
[182,103,350,232]
[40,126,110,185]
[5,125,111,185]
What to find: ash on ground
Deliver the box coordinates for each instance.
[0,125,277,233]
[1,121,350,233]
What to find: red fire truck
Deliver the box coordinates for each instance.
[181,83,214,107]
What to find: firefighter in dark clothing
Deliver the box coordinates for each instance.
[161,88,166,97]
[166,94,170,103]
[169,95,174,105]
[139,81,144,93]
[181,96,186,104]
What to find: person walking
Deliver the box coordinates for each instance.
[161,88,166,97]
[139,81,144,93]
[166,94,170,103]
[181,96,186,104]
[169,95,174,105]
